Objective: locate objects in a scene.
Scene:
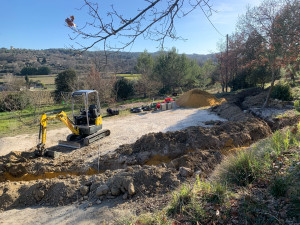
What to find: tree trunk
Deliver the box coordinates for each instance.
[262,66,275,108]
[290,71,295,84]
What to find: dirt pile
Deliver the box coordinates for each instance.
[0,117,272,210]
[0,164,193,210]
[242,90,294,109]
[96,118,271,171]
[176,89,226,108]
[210,88,295,123]
[0,118,271,183]
[211,102,251,121]
[0,95,276,212]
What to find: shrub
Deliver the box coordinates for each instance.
[218,151,262,186]
[271,84,293,101]
[37,66,51,75]
[195,179,228,204]
[114,78,135,100]
[167,185,205,221]
[158,85,172,95]
[133,213,169,225]
[21,67,38,75]
[270,176,288,197]
[0,92,31,112]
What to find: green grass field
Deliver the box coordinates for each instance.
[0,74,57,90]
[0,104,73,137]
[0,74,140,89]
[28,74,56,89]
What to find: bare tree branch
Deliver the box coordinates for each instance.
[66,0,214,52]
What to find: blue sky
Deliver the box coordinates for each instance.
[0,0,261,54]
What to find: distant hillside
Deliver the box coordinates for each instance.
[0,48,216,75]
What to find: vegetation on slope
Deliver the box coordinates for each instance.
[122,122,300,224]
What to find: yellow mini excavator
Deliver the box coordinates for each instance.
[36,90,110,156]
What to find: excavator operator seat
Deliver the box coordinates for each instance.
[89,104,98,119]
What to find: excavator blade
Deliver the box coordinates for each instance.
[58,140,81,149]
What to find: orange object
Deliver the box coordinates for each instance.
[65,16,76,27]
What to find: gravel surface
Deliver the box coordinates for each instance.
[0,108,226,157]
[0,107,226,225]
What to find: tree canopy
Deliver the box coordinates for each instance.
[216,0,299,107]
[55,69,78,98]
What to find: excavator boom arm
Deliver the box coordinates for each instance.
[38,111,79,147]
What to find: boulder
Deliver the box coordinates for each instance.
[110,186,121,196]
[96,184,109,196]
[33,189,44,201]
[128,182,135,195]
[179,167,193,177]
[79,185,89,196]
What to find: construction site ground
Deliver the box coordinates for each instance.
[0,89,299,225]
[0,107,225,156]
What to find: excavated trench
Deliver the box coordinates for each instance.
[0,116,274,210]
[1,88,298,211]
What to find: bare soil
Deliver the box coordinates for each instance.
[0,89,298,224]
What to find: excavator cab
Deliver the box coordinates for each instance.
[71,90,102,135]
[36,90,110,156]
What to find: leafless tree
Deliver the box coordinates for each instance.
[238,0,286,108]
[67,0,215,51]
[86,65,117,104]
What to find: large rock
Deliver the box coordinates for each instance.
[110,186,121,196]
[79,185,89,196]
[96,185,109,196]
[33,189,44,201]
[128,182,135,195]
[179,167,193,177]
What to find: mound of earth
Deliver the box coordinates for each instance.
[96,118,271,171]
[0,149,222,210]
[176,89,226,108]
[0,118,271,183]
[211,102,251,121]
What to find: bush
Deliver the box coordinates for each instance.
[0,92,31,112]
[218,151,262,186]
[133,213,169,225]
[195,179,229,204]
[167,185,205,221]
[158,85,171,95]
[114,78,135,100]
[21,67,38,75]
[270,176,288,197]
[271,84,293,101]
[20,66,51,75]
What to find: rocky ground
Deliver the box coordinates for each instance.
[0,88,299,224]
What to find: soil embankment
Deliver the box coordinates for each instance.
[0,117,271,210]
[0,88,299,224]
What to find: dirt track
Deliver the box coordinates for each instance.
[1,87,298,224]
[0,107,228,224]
[0,108,225,157]
[1,85,299,225]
